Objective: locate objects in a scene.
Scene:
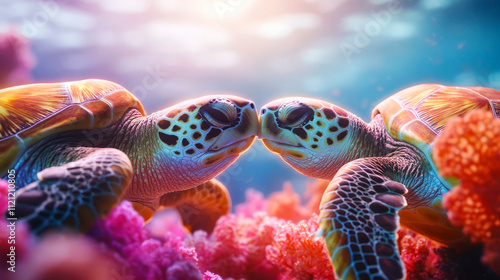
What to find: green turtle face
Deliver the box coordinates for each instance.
[260,97,353,180]
[154,95,259,188]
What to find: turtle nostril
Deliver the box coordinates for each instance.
[250,102,255,109]
[278,103,314,128]
[261,108,267,114]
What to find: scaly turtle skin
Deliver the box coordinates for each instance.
[0,79,259,234]
[260,85,500,280]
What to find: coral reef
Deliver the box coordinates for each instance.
[264,180,329,222]
[2,177,499,279]
[434,109,500,274]
[89,201,204,280]
[266,182,310,222]
[16,234,115,280]
[0,30,35,89]
[266,215,334,279]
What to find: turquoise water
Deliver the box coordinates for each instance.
[1,0,499,204]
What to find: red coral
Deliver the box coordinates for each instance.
[266,214,335,280]
[400,235,432,280]
[433,109,500,274]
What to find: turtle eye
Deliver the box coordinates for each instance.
[278,103,314,128]
[200,99,238,128]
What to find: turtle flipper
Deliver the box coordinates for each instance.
[318,158,408,280]
[158,179,231,233]
[14,148,133,234]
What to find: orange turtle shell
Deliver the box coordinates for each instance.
[371,84,500,179]
[0,79,146,175]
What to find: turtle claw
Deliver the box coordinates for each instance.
[15,148,133,234]
[37,165,68,181]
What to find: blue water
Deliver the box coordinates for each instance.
[1,0,499,205]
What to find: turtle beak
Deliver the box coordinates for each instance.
[211,98,260,150]
[259,106,300,146]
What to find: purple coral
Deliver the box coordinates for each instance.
[0,30,35,88]
[89,201,207,280]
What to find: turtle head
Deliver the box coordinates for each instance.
[153,95,259,191]
[260,97,355,180]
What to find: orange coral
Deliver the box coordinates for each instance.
[433,109,500,186]
[266,182,309,222]
[266,180,329,222]
[433,109,500,274]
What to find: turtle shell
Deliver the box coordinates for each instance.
[0,79,146,175]
[371,84,500,182]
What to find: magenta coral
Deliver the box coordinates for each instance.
[89,201,207,280]
[90,200,147,253]
[0,30,35,89]
[0,179,8,215]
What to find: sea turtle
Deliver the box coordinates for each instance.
[0,79,259,234]
[259,84,500,280]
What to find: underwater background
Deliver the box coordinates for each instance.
[0,0,499,205]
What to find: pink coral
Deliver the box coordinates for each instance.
[186,211,335,280]
[90,200,146,254]
[0,30,35,88]
[146,209,187,240]
[266,214,335,280]
[16,234,115,280]
[235,188,267,217]
[89,201,208,280]
[434,109,500,274]
[0,179,8,215]
[203,271,223,280]
[185,213,280,279]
